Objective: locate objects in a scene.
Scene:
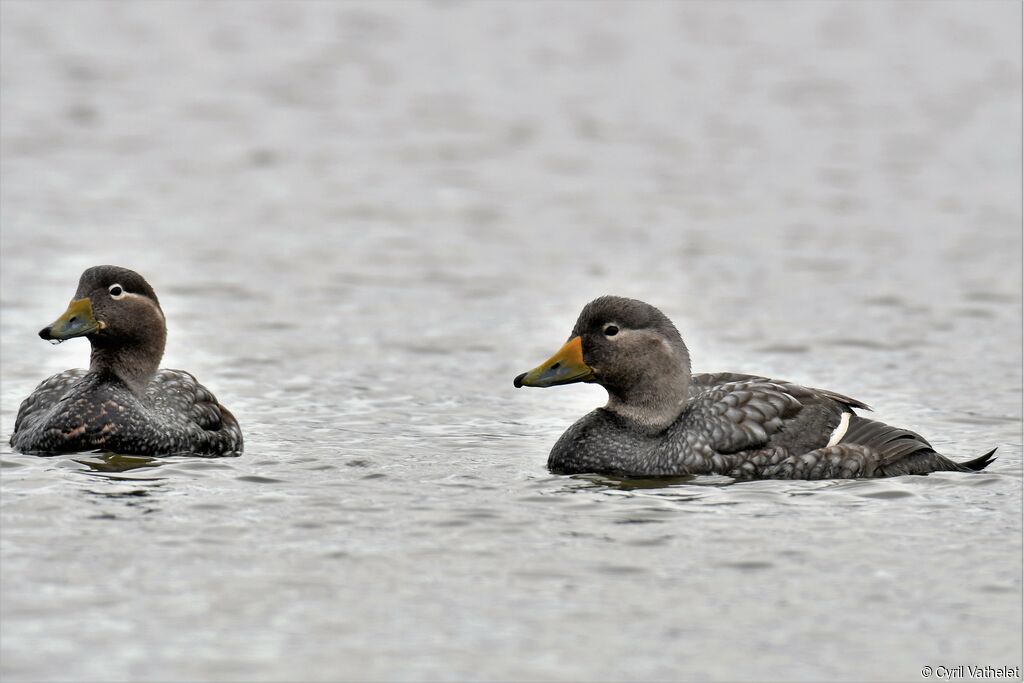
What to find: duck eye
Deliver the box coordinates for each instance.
[108,284,125,299]
[604,325,619,337]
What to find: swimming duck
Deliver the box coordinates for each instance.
[10,266,243,456]
[514,296,995,480]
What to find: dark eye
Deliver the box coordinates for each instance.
[604,324,619,337]
[108,284,125,299]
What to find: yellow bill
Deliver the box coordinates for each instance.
[39,298,104,341]
[514,336,595,388]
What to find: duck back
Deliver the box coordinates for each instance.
[11,369,242,456]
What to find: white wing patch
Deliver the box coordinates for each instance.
[826,411,852,448]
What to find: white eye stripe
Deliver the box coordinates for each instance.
[108,284,126,299]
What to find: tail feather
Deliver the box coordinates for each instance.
[841,415,996,475]
[960,448,997,472]
[840,415,932,461]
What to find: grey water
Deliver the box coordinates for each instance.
[1,2,1021,681]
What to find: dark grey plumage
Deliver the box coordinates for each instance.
[10,265,242,456]
[516,296,996,480]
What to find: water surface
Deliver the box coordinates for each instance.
[1,2,1021,681]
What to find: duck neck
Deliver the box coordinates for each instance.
[89,333,165,396]
[605,377,690,433]
[604,353,691,434]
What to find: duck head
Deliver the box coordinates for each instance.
[40,265,166,393]
[514,296,692,431]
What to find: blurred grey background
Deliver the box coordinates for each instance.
[1,2,1021,682]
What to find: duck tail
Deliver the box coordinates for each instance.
[840,416,995,475]
[959,448,997,472]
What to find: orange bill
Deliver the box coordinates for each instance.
[514,336,595,388]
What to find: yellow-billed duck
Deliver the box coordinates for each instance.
[10,266,242,456]
[514,296,995,480]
